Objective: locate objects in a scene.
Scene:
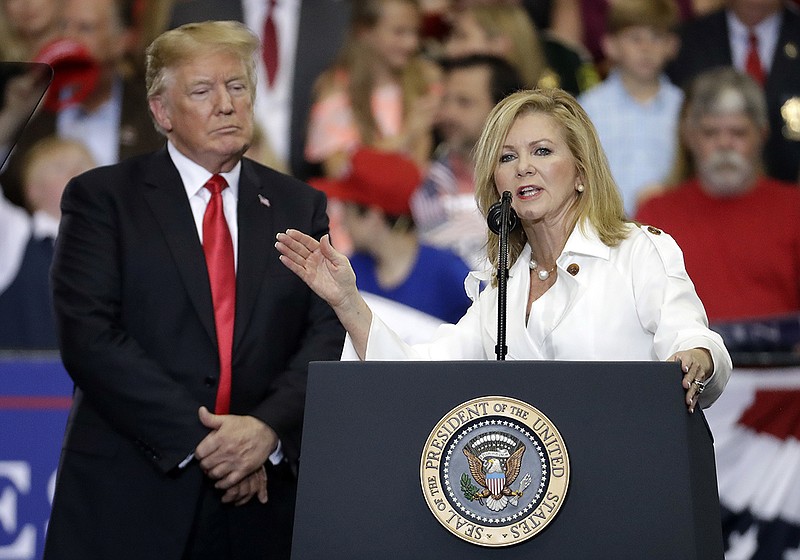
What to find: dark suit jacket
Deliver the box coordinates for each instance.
[168,0,350,180]
[43,149,345,559]
[0,74,163,209]
[667,6,800,182]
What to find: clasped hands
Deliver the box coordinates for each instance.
[194,406,277,506]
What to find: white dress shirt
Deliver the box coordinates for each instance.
[169,142,241,270]
[168,142,284,465]
[57,79,124,166]
[343,222,732,407]
[244,0,301,166]
[727,10,782,75]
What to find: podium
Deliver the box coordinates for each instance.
[291,361,724,559]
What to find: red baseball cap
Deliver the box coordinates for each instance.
[34,39,100,112]
[310,148,422,217]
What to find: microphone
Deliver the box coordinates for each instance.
[490,191,517,361]
[487,192,518,234]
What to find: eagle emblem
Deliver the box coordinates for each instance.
[462,432,532,512]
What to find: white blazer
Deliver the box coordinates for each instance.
[343,222,732,407]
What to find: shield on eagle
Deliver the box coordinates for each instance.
[486,471,505,496]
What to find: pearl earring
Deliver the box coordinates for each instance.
[576,184,585,193]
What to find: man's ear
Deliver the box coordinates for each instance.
[148,96,172,133]
[680,118,696,153]
[759,123,769,145]
[665,34,680,61]
[600,34,618,63]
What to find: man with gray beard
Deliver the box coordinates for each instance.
[636,67,800,323]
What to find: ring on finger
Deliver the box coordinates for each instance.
[692,379,705,394]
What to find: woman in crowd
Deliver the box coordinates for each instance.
[305,0,441,179]
[443,0,596,95]
[444,0,550,89]
[278,88,731,413]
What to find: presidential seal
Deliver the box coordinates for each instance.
[420,396,569,547]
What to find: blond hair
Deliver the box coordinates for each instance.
[454,0,548,89]
[474,89,628,273]
[318,0,432,146]
[22,137,94,187]
[145,20,259,101]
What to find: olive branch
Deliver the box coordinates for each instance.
[461,473,481,502]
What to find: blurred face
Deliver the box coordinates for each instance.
[494,112,581,228]
[685,112,764,196]
[149,51,254,173]
[361,0,421,71]
[342,203,371,250]
[444,12,504,58]
[729,0,782,26]
[27,145,95,219]
[3,0,59,38]
[437,66,495,154]
[603,26,677,84]
[61,0,126,66]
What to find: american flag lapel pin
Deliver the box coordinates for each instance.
[258,194,271,207]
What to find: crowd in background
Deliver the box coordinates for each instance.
[1,2,799,558]
[0,0,799,350]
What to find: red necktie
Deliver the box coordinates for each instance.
[745,31,766,86]
[203,174,235,415]
[263,0,279,87]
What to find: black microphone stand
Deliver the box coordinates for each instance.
[487,191,517,361]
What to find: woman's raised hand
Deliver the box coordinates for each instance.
[276,230,373,359]
[275,230,357,308]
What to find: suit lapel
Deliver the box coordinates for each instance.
[141,149,217,345]
[233,160,274,352]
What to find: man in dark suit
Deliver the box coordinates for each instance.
[667,0,800,183]
[168,0,350,180]
[43,20,344,560]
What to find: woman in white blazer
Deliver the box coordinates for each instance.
[277,88,731,413]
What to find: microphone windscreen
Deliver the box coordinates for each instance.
[487,200,518,234]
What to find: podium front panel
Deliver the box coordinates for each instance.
[292,361,722,560]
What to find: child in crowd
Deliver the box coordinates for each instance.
[577,0,683,215]
[312,148,472,327]
[305,0,441,179]
[0,136,95,348]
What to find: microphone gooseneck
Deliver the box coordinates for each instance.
[491,191,516,361]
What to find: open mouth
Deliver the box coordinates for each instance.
[517,186,542,198]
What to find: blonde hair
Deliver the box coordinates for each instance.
[319,0,432,145]
[454,0,548,89]
[145,20,258,101]
[22,136,95,213]
[22,137,94,186]
[474,89,628,273]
